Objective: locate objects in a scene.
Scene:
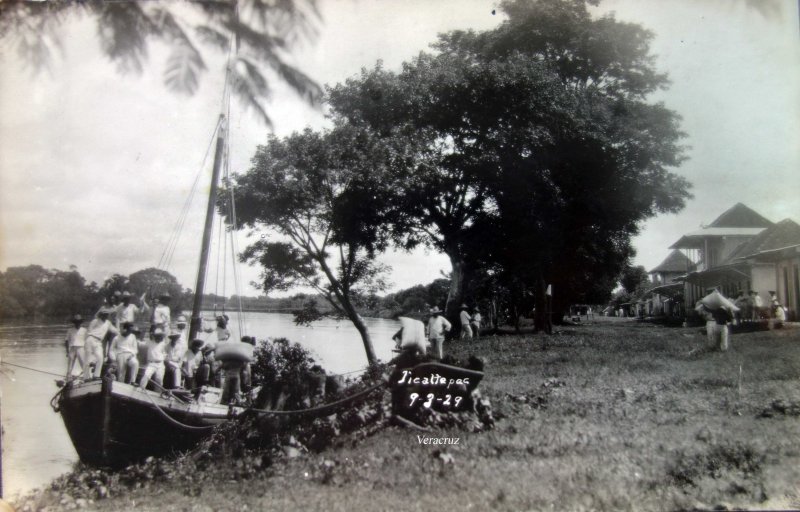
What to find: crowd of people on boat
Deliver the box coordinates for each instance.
[64,290,253,404]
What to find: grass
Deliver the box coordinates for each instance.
[17,319,800,511]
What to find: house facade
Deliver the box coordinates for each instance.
[635,250,696,318]
[668,203,800,320]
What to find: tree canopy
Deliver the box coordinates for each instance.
[233,125,400,365]
[325,0,691,329]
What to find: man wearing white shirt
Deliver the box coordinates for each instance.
[427,307,451,359]
[84,308,118,380]
[109,322,140,384]
[459,304,473,340]
[65,314,87,378]
[164,332,187,388]
[113,291,149,329]
[151,292,172,335]
[182,339,205,391]
[173,315,189,346]
[138,327,167,388]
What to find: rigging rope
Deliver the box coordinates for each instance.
[156,117,223,272]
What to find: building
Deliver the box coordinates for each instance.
[638,250,697,318]
[669,203,800,320]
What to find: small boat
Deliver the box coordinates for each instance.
[55,378,240,468]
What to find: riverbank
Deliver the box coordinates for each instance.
[16,319,800,511]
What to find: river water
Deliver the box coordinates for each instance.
[0,312,400,499]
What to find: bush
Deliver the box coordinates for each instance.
[252,337,314,388]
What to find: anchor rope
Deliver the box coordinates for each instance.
[1,360,63,378]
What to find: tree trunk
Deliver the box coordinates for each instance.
[444,253,466,337]
[351,312,377,366]
[316,256,378,367]
[533,276,551,342]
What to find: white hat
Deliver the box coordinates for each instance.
[177,315,188,324]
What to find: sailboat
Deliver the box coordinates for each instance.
[53,107,251,468]
[53,31,258,466]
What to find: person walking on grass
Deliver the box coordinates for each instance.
[459,304,473,341]
[471,309,482,340]
[695,300,733,352]
[65,314,87,379]
[427,307,451,359]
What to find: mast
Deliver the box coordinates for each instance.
[189,116,226,341]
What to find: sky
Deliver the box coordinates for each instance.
[0,0,798,297]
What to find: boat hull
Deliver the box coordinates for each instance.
[58,378,236,468]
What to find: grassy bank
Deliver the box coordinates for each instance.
[19,319,800,511]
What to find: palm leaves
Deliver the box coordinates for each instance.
[0,0,323,127]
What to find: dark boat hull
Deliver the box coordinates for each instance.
[58,378,238,467]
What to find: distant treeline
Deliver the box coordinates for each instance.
[0,264,453,322]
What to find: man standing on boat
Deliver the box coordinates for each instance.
[65,314,87,379]
[113,291,149,330]
[203,314,231,343]
[174,315,189,345]
[108,322,140,384]
[151,292,172,335]
[84,308,118,380]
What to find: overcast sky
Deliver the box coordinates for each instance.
[0,0,798,297]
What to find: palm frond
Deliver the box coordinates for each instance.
[265,54,323,105]
[195,25,230,52]
[150,7,207,94]
[222,17,287,54]
[164,42,206,94]
[95,2,156,74]
[229,58,273,128]
[240,0,321,43]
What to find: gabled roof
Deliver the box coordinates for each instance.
[669,228,766,249]
[709,203,773,228]
[649,250,696,274]
[725,219,800,262]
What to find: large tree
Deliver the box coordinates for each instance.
[328,0,691,331]
[128,267,189,312]
[232,126,397,366]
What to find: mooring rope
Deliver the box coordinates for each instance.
[1,360,63,378]
[138,388,216,431]
[245,381,386,417]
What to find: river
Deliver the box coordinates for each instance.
[0,312,400,499]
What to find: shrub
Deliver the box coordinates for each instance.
[251,337,316,406]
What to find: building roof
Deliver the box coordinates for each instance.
[709,203,774,228]
[725,219,800,262]
[649,250,696,274]
[669,227,766,249]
